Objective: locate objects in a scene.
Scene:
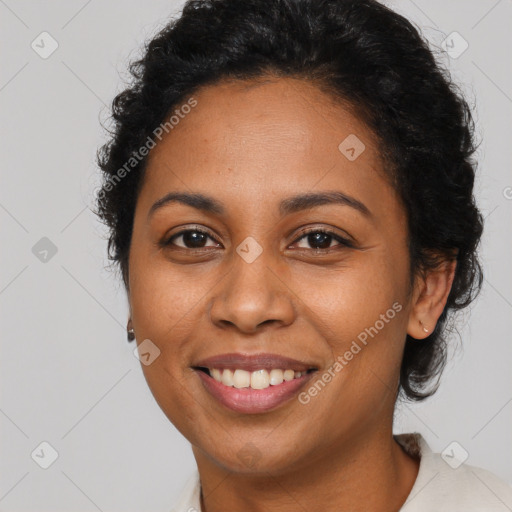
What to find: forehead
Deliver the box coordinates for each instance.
[138,76,397,220]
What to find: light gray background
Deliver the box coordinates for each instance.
[1,0,511,510]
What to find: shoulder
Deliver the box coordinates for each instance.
[396,432,512,512]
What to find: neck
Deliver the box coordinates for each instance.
[193,426,420,512]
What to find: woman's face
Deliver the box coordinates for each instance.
[128,77,417,473]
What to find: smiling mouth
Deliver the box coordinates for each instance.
[195,367,317,390]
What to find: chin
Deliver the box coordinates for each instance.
[193,435,311,476]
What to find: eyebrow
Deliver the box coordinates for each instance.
[147,190,372,221]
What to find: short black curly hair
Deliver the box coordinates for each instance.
[94,0,484,402]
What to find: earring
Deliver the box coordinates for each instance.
[127,319,135,342]
[419,320,429,334]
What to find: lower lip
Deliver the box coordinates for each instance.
[195,370,315,414]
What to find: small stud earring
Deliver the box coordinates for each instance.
[127,319,135,342]
[419,320,429,334]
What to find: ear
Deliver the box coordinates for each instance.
[407,258,457,339]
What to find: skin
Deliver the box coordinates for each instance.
[126,76,456,511]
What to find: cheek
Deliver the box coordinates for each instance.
[294,250,406,338]
[289,248,409,394]
[129,249,212,341]
[128,255,214,436]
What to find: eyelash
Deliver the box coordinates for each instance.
[162,226,355,252]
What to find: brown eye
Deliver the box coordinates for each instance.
[164,228,221,249]
[293,228,354,251]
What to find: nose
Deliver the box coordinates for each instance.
[209,250,296,334]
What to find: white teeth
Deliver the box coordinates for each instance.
[221,369,234,387]
[251,369,270,389]
[283,369,295,381]
[269,369,284,385]
[233,369,251,388]
[208,368,307,389]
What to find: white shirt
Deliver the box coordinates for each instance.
[171,432,512,511]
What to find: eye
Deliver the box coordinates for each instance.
[161,226,354,252]
[163,227,221,250]
[291,227,354,251]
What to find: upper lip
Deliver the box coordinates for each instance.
[193,353,318,373]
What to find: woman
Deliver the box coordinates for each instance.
[94,0,512,510]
